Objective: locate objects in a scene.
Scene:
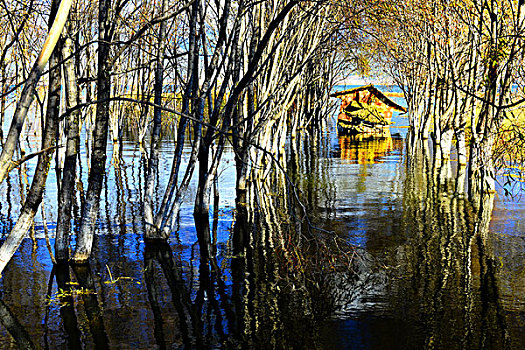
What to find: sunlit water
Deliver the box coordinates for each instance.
[0,90,523,349]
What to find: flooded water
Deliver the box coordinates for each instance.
[0,101,524,348]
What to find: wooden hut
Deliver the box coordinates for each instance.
[330,85,407,136]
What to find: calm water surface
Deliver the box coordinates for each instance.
[0,106,523,349]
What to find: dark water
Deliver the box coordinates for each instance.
[0,108,524,349]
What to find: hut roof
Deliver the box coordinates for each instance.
[330,84,407,113]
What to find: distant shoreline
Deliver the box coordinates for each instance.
[335,75,396,86]
[333,77,405,98]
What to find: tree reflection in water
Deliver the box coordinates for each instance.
[392,136,513,349]
[0,297,34,349]
[0,130,522,348]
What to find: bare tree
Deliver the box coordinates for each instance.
[0,0,72,183]
[0,0,66,275]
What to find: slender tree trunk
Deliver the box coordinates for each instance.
[55,35,80,261]
[144,0,169,240]
[0,0,63,274]
[0,65,6,146]
[196,1,299,216]
[440,128,454,160]
[234,8,258,203]
[153,0,198,234]
[468,57,498,203]
[468,133,497,203]
[0,0,73,183]
[455,129,467,166]
[72,0,111,263]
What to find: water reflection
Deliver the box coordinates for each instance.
[54,263,81,350]
[338,132,403,164]
[71,264,110,349]
[0,297,34,349]
[144,241,194,348]
[0,126,522,348]
[320,133,524,349]
[389,138,512,349]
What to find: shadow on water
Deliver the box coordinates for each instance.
[0,125,523,348]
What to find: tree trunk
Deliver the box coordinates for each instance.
[195,0,299,215]
[468,135,496,203]
[0,0,63,274]
[144,0,169,240]
[468,59,498,203]
[153,0,199,235]
[234,8,258,204]
[0,0,73,183]
[440,129,454,160]
[55,35,80,261]
[72,0,111,263]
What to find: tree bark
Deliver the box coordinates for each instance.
[0,0,73,183]
[152,0,200,236]
[55,35,80,261]
[72,0,111,263]
[194,1,299,217]
[144,0,169,240]
[0,0,63,275]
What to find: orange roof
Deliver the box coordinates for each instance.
[330,84,407,113]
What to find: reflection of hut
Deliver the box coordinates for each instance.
[338,132,404,164]
[330,85,407,136]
